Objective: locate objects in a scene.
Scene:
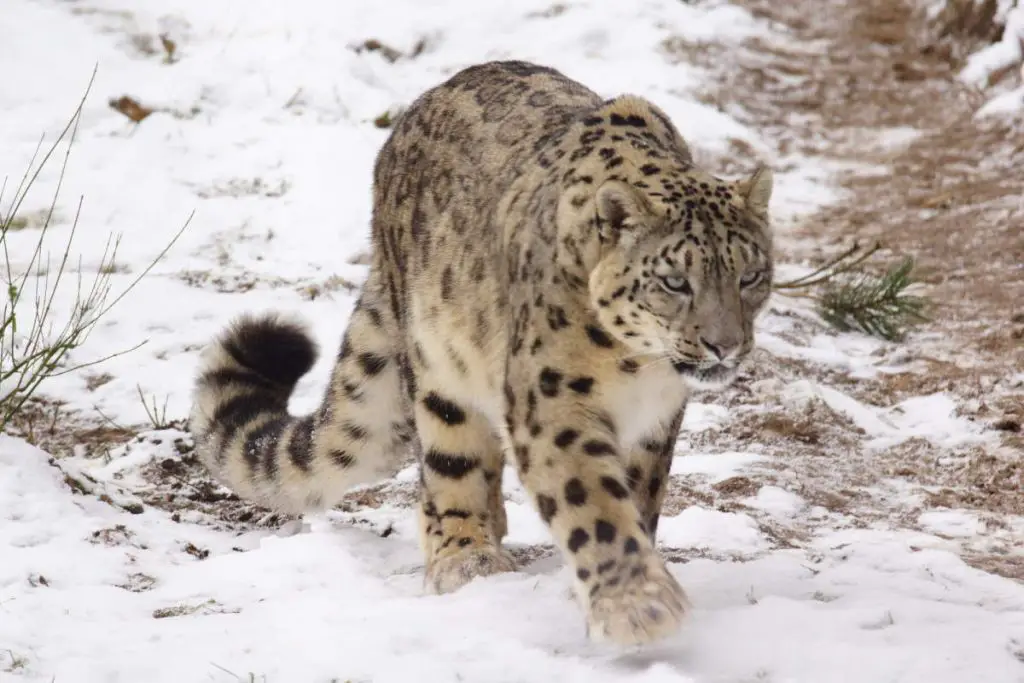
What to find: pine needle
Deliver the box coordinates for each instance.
[816,256,929,341]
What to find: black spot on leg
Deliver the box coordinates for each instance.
[440,266,454,301]
[624,536,641,555]
[600,476,629,499]
[422,392,467,426]
[503,383,516,413]
[582,440,615,456]
[526,389,538,425]
[447,346,469,376]
[547,305,570,330]
[392,419,414,444]
[554,429,580,449]
[585,325,615,349]
[332,420,365,445]
[341,380,364,402]
[474,312,491,346]
[514,444,531,474]
[330,450,354,467]
[576,568,591,581]
[364,307,383,328]
[595,519,616,543]
[536,494,558,523]
[399,359,417,401]
[564,478,587,506]
[568,527,590,553]
[567,376,595,394]
[539,367,563,397]
[358,352,388,376]
[424,449,479,479]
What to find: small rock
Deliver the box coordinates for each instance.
[184,542,210,560]
[991,418,1021,433]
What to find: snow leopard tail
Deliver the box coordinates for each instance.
[190,290,411,514]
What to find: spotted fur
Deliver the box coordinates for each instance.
[190,60,774,646]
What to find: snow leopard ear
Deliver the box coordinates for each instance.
[737,164,773,219]
[595,180,654,243]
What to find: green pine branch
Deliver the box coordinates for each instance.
[774,244,930,342]
[816,256,929,341]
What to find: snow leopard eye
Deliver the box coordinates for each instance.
[739,270,764,289]
[660,275,692,295]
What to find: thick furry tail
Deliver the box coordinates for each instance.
[190,313,321,513]
[190,297,410,514]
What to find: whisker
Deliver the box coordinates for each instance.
[618,349,662,362]
[632,356,676,373]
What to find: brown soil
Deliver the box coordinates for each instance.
[730,0,1022,365]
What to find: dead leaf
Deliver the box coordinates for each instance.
[109,96,154,123]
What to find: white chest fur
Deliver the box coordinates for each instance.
[607,362,689,450]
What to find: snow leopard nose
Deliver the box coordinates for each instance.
[700,336,740,361]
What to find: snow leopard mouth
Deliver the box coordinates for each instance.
[672,359,739,388]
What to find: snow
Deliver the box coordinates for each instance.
[919,509,987,538]
[6,435,1024,683]
[679,403,731,433]
[745,486,806,518]
[3,0,1024,681]
[669,451,768,483]
[976,80,1024,117]
[959,1,1024,116]
[960,3,1024,85]
[657,507,769,554]
[771,379,994,450]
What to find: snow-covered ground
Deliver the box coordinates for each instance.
[2,1,1023,681]
[955,0,1024,116]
